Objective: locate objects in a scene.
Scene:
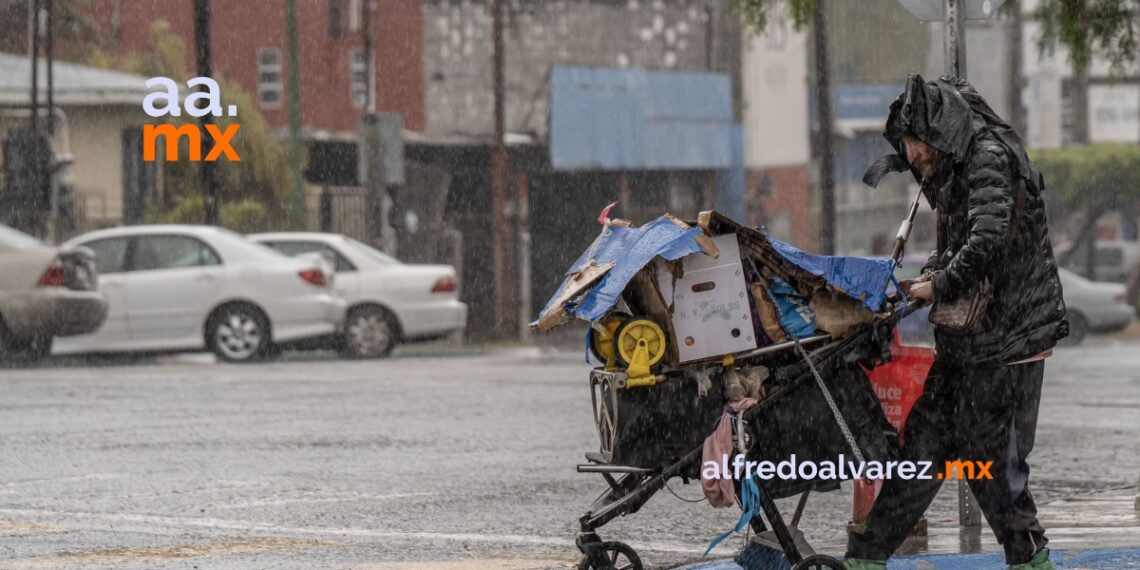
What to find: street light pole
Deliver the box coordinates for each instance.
[193,0,219,225]
[813,1,836,255]
[285,0,306,229]
[491,0,510,338]
[944,0,966,78]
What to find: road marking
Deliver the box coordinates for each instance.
[206,491,437,510]
[1,472,121,489]
[0,537,314,569]
[0,507,707,555]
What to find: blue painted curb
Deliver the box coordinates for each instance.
[675,548,1140,569]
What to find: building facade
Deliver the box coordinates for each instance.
[85,0,425,137]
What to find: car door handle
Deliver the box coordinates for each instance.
[194,273,218,282]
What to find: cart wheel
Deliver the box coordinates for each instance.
[590,312,631,364]
[577,541,644,570]
[791,555,845,570]
[613,317,667,369]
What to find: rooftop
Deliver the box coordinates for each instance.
[0,52,150,107]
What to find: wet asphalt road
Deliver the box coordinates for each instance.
[0,340,1137,569]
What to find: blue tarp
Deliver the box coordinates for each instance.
[535,217,896,328]
[769,238,895,311]
[536,217,706,324]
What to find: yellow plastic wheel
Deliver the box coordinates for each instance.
[590,312,629,364]
[614,318,667,369]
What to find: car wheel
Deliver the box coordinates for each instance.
[0,321,52,366]
[341,306,398,359]
[1060,312,1088,347]
[207,305,271,363]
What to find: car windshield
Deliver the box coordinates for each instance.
[341,237,401,265]
[0,224,44,249]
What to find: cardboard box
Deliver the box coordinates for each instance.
[657,233,757,363]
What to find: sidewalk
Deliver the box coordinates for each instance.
[677,489,1140,569]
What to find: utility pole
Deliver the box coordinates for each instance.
[813,1,836,255]
[28,0,39,133]
[45,0,53,136]
[193,0,219,225]
[285,0,306,229]
[944,0,966,78]
[1007,0,1026,135]
[491,0,511,338]
[361,0,374,113]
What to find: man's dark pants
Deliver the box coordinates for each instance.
[847,359,1048,565]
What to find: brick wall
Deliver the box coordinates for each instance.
[85,0,424,134]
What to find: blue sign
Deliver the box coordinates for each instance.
[835,84,903,121]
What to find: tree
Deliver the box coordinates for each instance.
[1036,0,1138,71]
[0,0,98,57]
[1032,144,1140,306]
[87,21,294,230]
[730,0,818,33]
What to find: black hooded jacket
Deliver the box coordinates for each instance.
[865,75,1068,366]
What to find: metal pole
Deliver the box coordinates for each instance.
[517,172,531,343]
[28,0,40,133]
[193,0,219,225]
[1007,0,1026,135]
[285,0,306,229]
[361,0,374,113]
[943,0,982,528]
[491,0,510,338]
[45,0,53,136]
[944,0,967,78]
[813,1,836,255]
[46,0,58,241]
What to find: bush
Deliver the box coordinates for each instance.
[220,200,267,233]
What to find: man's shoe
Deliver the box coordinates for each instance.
[1008,548,1056,570]
[842,559,887,570]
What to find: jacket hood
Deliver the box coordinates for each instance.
[863,74,1031,188]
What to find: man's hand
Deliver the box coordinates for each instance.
[906,280,934,303]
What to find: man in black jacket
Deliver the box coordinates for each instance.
[844,75,1068,570]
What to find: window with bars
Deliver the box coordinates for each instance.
[351,48,370,108]
[257,48,283,109]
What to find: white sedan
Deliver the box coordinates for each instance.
[251,232,467,358]
[55,225,346,363]
[1,224,106,364]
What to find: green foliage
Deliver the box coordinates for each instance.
[219,200,268,233]
[730,0,819,33]
[149,195,206,225]
[1031,144,1140,210]
[0,0,98,57]
[150,196,268,233]
[88,21,294,229]
[1037,0,1139,71]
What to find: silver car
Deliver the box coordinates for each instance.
[0,224,107,364]
[1058,267,1136,345]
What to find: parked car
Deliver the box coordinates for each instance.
[54,225,346,363]
[0,224,107,364]
[1057,267,1135,344]
[891,256,1134,347]
[1056,239,1140,284]
[250,232,467,358]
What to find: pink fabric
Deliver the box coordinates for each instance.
[701,398,757,507]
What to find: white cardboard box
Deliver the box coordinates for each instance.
[657,233,757,363]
